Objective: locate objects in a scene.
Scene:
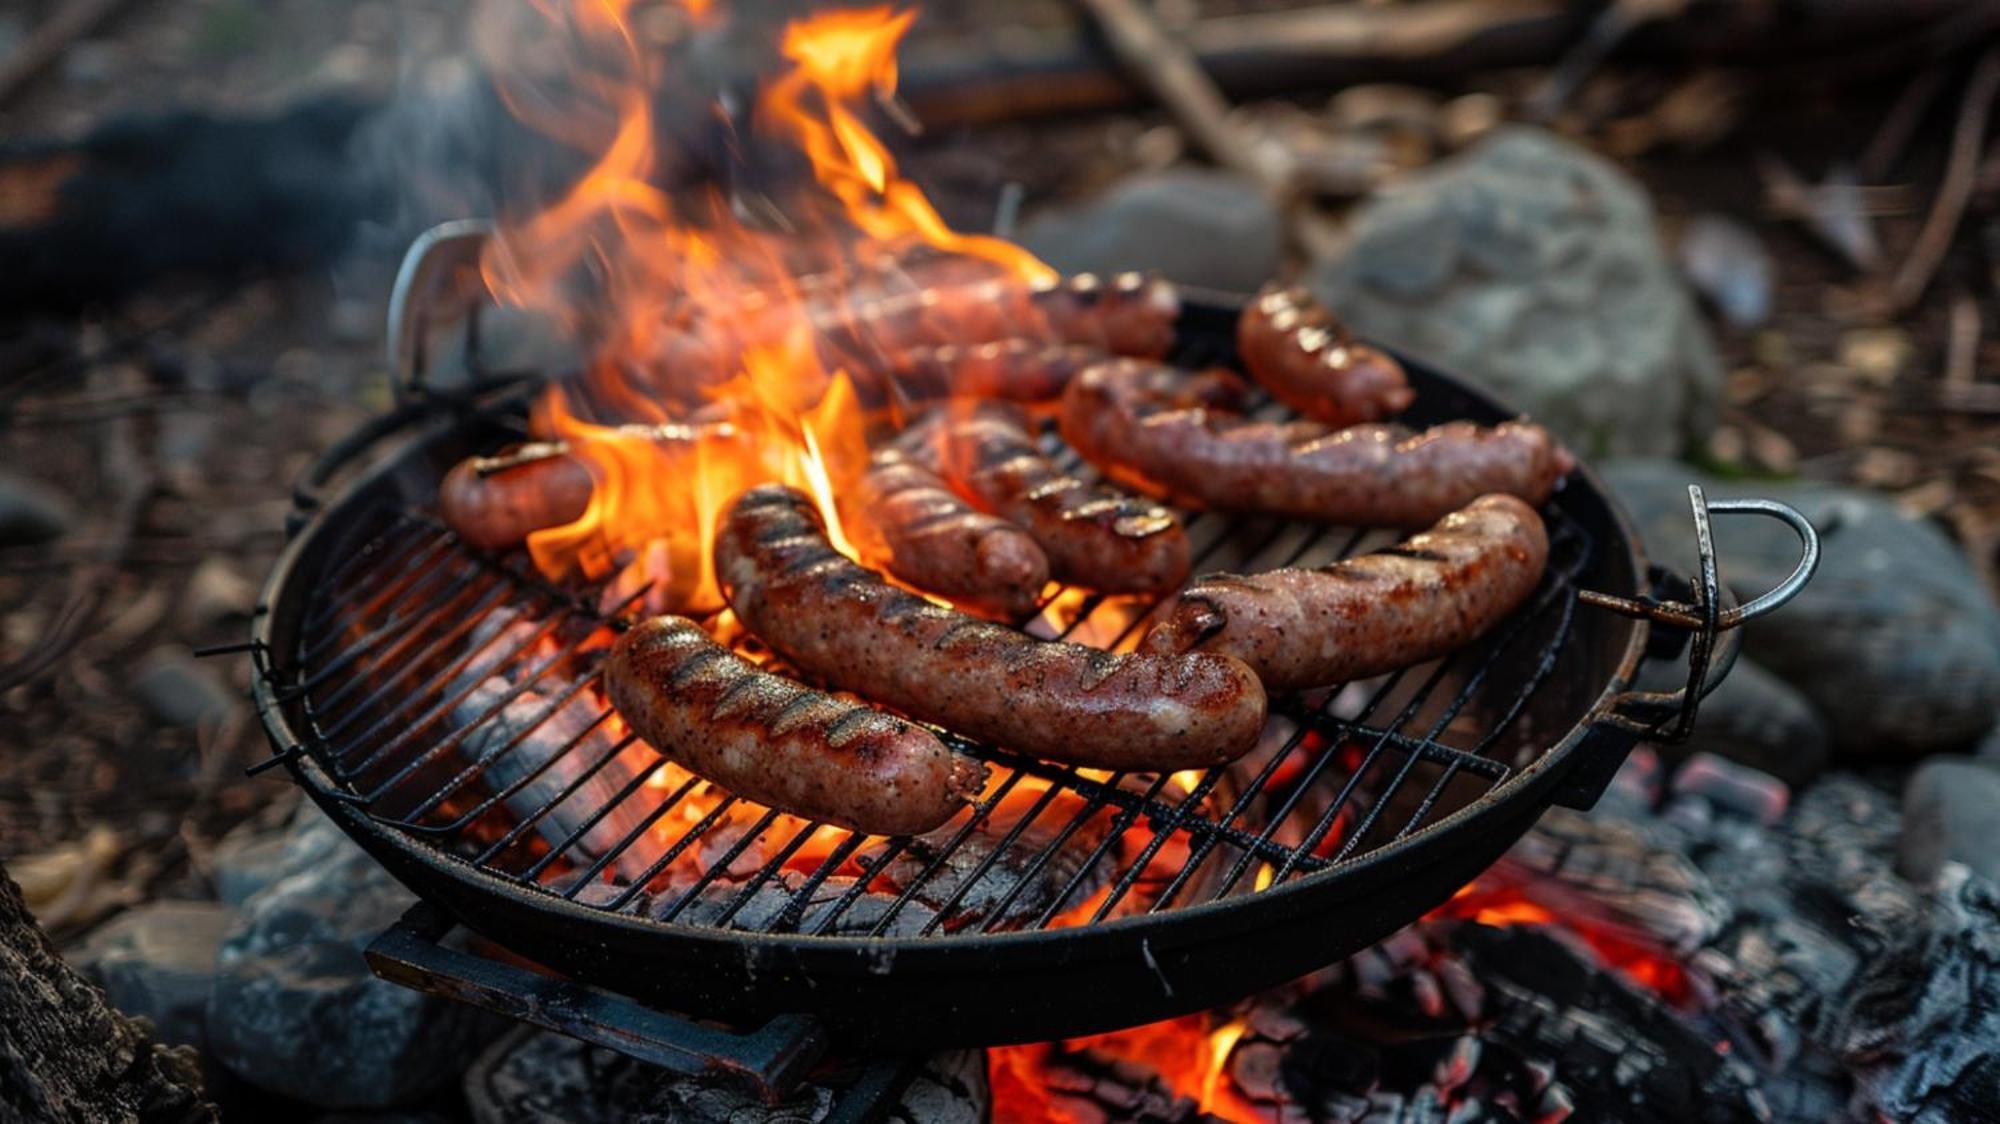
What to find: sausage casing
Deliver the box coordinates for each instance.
[1060,359,1572,528]
[887,339,1108,404]
[847,436,1050,622]
[923,403,1190,595]
[1237,283,1413,426]
[438,445,595,550]
[1143,494,1550,691]
[605,616,982,836]
[717,485,1267,771]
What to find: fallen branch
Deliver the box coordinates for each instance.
[1884,46,2000,315]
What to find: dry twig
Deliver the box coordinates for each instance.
[1885,47,2000,315]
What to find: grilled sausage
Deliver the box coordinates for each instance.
[605,616,983,836]
[1060,359,1573,528]
[636,271,1182,401]
[438,445,594,550]
[717,485,1267,771]
[887,339,1108,404]
[439,422,721,549]
[847,433,1051,622]
[1143,495,1550,691]
[1237,283,1414,426]
[922,402,1190,596]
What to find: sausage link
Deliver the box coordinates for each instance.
[439,422,720,548]
[1237,283,1413,426]
[888,339,1108,403]
[438,445,594,550]
[1143,495,1551,691]
[716,485,1267,771]
[846,435,1051,622]
[605,616,982,836]
[922,403,1190,596]
[1060,359,1573,528]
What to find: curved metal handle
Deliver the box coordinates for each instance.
[386,218,497,403]
[1580,485,1822,741]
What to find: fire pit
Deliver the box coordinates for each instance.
[243,216,1816,1080]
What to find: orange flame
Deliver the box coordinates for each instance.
[479,0,1053,605]
[990,1015,1263,1122]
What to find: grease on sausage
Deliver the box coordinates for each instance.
[717,485,1267,771]
[1143,495,1551,691]
[1237,283,1413,426]
[605,616,982,836]
[1060,359,1573,528]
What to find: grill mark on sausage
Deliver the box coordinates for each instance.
[1060,359,1575,529]
[1143,495,1551,691]
[716,485,1267,771]
[1237,283,1415,426]
[606,616,980,836]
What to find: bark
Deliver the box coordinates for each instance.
[0,862,215,1123]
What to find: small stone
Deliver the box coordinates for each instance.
[181,556,258,629]
[209,818,296,907]
[1311,127,1721,458]
[0,470,71,546]
[1020,169,1284,293]
[207,809,505,1108]
[1839,328,1912,386]
[1605,460,2000,758]
[134,648,239,729]
[1670,752,1790,825]
[1898,758,2000,885]
[74,900,236,1049]
[1677,213,1773,329]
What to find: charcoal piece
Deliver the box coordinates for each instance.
[449,675,659,883]
[879,793,1117,933]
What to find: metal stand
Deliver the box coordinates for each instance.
[363,903,931,1113]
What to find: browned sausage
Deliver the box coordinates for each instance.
[716,485,1267,771]
[845,433,1050,622]
[634,272,1182,402]
[438,445,594,550]
[887,339,1108,404]
[1144,494,1550,691]
[1060,359,1573,528]
[1237,283,1413,426]
[920,402,1190,596]
[605,616,983,836]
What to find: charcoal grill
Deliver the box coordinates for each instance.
[244,221,1818,1081]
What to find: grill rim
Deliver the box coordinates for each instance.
[249,319,1659,1046]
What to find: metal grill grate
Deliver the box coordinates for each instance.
[282,446,1596,941]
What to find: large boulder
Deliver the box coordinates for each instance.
[206,808,504,1108]
[1603,460,2000,758]
[1898,758,2000,886]
[1020,169,1284,294]
[1311,127,1721,458]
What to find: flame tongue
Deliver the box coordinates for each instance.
[481,1,1056,606]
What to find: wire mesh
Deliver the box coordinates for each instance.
[285,452,1595,940]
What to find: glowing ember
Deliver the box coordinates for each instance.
[990,1014,1263,1123]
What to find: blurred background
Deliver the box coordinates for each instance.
[3,0,1999,1119]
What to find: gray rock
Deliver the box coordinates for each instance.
[1898,758,2000,885]
[1310,126,1721,458]
[1641,655,1829,788]
[0,470,71,546]
[135,648,239,729]
[1981,722,2000,763]
[1020,169,1283,294]
[210,817,298,907]
[207,809,504,1109]
[1677,213,1772,329]
[74,900,235,1049]
[1604,460,2000,758]
[466,1028,988,1124]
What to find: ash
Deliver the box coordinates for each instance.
[1190,758,2000,1123]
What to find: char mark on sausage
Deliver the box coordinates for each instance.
[606,616,983,836]
[716,485,1267,771]
[1060,359,1573,528]
[1143,494,1551,691]
[846,434,1051,622]
[1237,282,1413,426]
[918,402,1191,596]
